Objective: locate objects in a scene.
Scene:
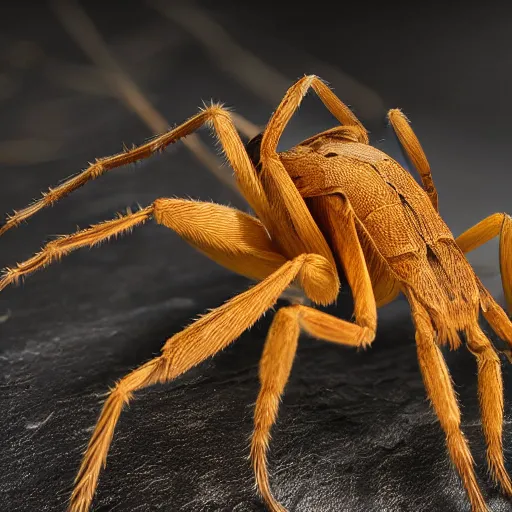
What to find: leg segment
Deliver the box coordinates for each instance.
[478,281,512,361]
[456,212,512,314]
[68,253,330,512]
[262,75,368,149]
[0,199,289,292]
[459,214,512,357]
[412,301,488,512]
[361,242,401,308]
[307,194,377,332]
[251,307,299,512]
[388,109,438,211]
[153,198,287,282]
[0,205,153,292]
[256,75,367,266]
[466,324,512,496]
[339,205,400,308]
[251,303,376,512]
[0,105,270,237]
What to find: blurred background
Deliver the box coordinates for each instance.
[1,1,511,511]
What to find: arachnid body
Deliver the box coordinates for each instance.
[1,75,511,512]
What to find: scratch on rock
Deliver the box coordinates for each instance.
[26,411,55,430]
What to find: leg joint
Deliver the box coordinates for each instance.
[201,103,231,124]
[297,254,339,306]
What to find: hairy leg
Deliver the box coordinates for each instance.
[360,241,401,308]
[250,189,381,507]
[456,212,512,314]
[250,306,299,512]
[0,105,271,237]
[466,324,512,496]
[0,199,291,292]
[262,75,369,148]
[477,281,512,363]
[0,206,153,292]
[307,194,378,331]
[254,75,367,267]
[411,300,488,512]
[251,302,376,512]
[387,109,438,211]
[68,253,332,512]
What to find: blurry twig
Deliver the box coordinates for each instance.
[150,1,384,120]
[0,139,63,166]
[50,0,251,202]
[48,62,121,97]
[51,1,166,135]
[47,61,261,140]
[107,19,184,63]
[149,0,289,105]
[44,17,184,97]
[229,112,260,140]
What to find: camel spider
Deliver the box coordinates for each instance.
[1,75,511,512]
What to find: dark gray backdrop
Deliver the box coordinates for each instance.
[1,2,511,511]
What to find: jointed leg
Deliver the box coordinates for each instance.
[411,300,487,512]
[466,324,512,496]
[360,243,401,308]
[69,253,331,512]
[0,206,153,291]
[152,198,287,282]
[459,214,512,355]
[388,109,438,211]
[0,105,270,237]
[0,199,290,292]
[456,212,512,314]
[478,281,512,362]
[251,307,299,512]
[251,303,376,512]
[307,194,377,333]
[255,75,368,266]
[262,75,369,149]
[251,192,379,506]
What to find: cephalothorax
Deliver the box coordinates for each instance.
[1,75,511,512]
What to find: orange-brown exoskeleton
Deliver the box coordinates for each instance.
[1,75,511,512]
